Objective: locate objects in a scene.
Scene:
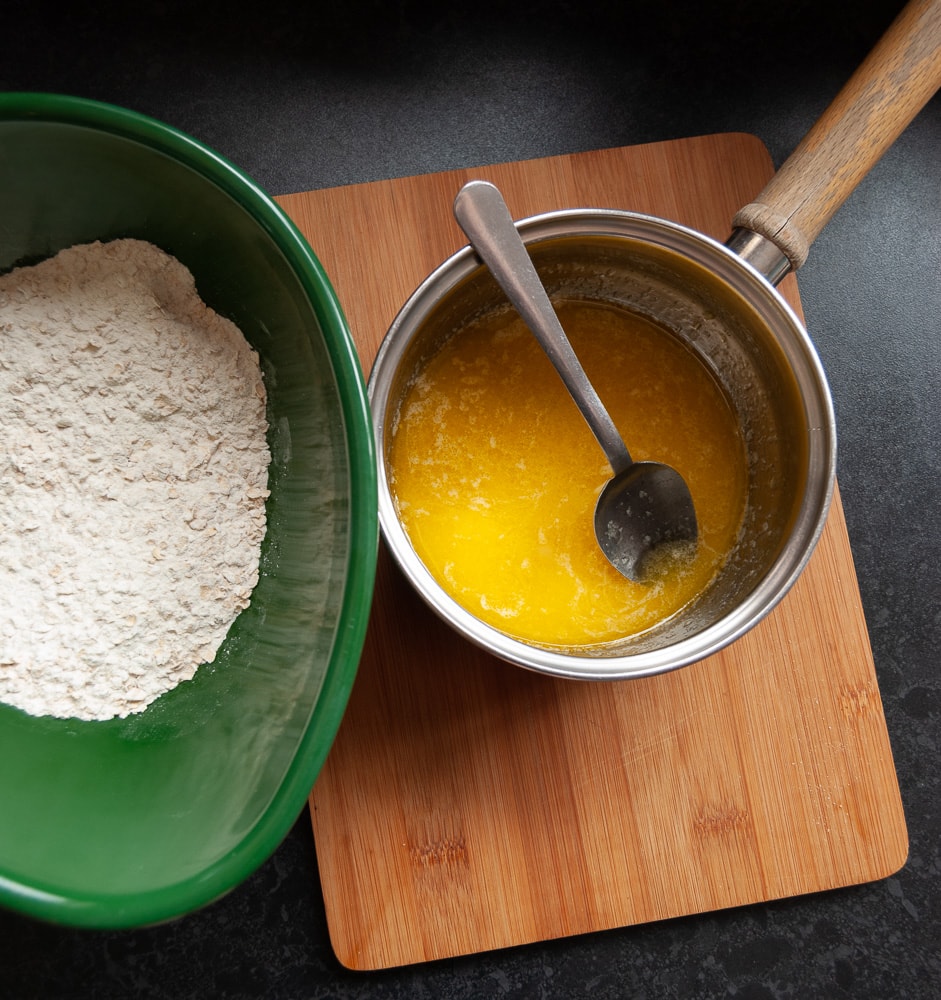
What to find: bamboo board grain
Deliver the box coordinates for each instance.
[276,133,908,971]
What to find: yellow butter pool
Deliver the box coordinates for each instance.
[388,300,748,647]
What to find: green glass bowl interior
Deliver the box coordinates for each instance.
[0,94,377,928]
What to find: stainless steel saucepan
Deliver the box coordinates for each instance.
[368,0,941,680]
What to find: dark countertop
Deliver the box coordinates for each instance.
[1,2,938,996]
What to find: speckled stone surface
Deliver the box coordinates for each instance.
[1,2,938,996]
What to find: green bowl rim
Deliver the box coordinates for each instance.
[0,92,378,928]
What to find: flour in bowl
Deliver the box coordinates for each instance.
[0,239,271,721]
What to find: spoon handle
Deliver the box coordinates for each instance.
[454,179,634,476]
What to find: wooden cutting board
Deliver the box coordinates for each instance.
[277,133,908,971]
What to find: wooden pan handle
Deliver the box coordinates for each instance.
[732,0,941,270]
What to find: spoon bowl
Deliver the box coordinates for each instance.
[595,461,698,580]
[453,179,697,581]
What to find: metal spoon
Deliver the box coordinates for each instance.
[452,179,698,582]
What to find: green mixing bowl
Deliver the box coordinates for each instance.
[0,93,377,927]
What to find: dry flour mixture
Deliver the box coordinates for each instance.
[0,239,270,721]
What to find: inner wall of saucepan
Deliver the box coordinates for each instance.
[384,233,811,653]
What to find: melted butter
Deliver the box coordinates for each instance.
[389,300,748,647]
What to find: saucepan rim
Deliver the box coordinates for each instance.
[369,207,836,680]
